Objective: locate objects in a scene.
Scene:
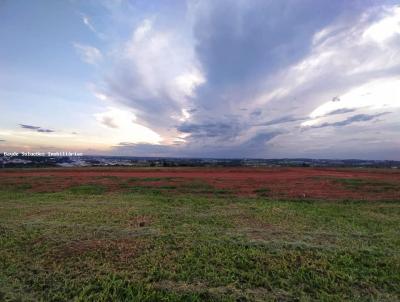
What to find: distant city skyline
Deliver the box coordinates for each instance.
[1,0,399,159]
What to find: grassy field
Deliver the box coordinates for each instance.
[0,170,399,301]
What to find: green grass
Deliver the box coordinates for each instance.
[332,178,399,192]
[68,184,107,195]
[0,178,399,301]
[0,182,33,192]
[120,179,232,197]
[311,176,400,193]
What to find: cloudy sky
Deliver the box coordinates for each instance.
[1,0,399,159]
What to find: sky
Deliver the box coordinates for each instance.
[0,0,399,159]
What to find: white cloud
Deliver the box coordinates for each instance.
[102,18,204,133]
[94,107,162,145]
[174,68,205,99]
[79,13,106,39]
[218,4,400,158]
[251,6,400,119]
[73,43,103,65]
[81,14,97,33]
[363,6,400,43]
[125,18,204,103]
[306,78,400,121]
[132,18,152,41]
[93,92,108,101]
[90,2,400,158]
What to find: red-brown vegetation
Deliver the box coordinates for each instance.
[1,167,399,200]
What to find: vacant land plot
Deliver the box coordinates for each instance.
[1,167,400,200]
[0,167,399,301]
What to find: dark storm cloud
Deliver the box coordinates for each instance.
[19,124,41,130]
[250,109,262,117]
[116,142,134,146]
[177,121,242,140]
[257,115,308,126]
[113,130,281,158]
[36,128,55,133]
[102,0,399,158]
[19,124,55,133]
[242,131,283,149]
[179,0,368,146]
[311,112,390,129]
[255,108,361,128]
[191,0,357,108]
[325,108,357,116]
[105,0,362,132]
[99,116,118,129]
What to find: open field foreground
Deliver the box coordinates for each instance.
[0,167,399,301]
